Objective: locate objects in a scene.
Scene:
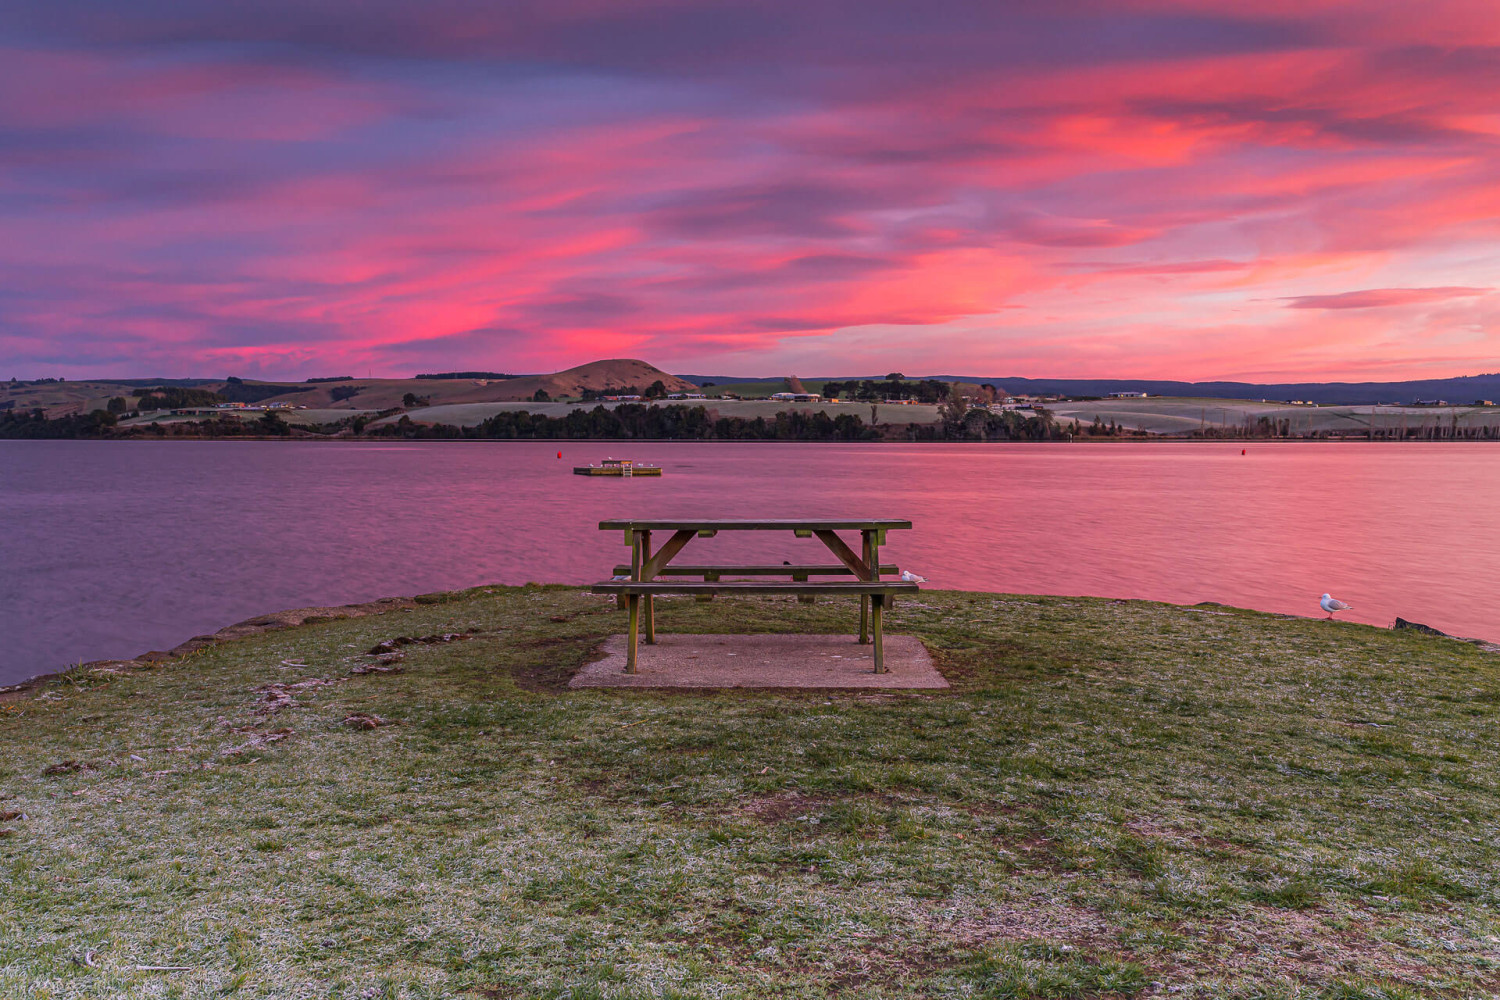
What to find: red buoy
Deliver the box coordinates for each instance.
[557,451,562,459]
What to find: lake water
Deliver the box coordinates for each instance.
[2,440,1496,686]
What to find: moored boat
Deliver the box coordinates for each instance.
[573,458,662,477]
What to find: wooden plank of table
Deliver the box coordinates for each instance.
[599,519,912,532]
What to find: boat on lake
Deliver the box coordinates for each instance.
[573,458,662,477]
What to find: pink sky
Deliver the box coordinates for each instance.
[1,0,1497,381]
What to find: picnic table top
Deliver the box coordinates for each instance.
[599,518,912,531]
[591,579,919,595]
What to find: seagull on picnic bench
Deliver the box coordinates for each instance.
[1320,593,1352,619]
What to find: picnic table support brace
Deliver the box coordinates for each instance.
[814,529,874,644]
[639,529,697,580]
[871,594,885,673]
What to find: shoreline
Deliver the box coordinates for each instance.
[0,594,425,702]
[3,436,1495,445]
[6,584,1494,702]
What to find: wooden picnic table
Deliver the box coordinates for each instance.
[593,518,916,674]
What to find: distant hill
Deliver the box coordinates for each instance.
[684,372,1500,405]
[250,359,697,410]
[2,360,695,416]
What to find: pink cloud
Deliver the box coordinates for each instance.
[3,1,1500,380]
[1285,287,1492,309]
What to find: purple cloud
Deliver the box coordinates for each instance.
[1285,287,1491,309]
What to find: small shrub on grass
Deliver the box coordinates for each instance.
[1319,984,1427,1000]
[954,942,1146,998]
[819,799,885,836]
[1244,877,1323,909]
[1113,833,1168,878]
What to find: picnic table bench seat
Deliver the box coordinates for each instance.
[609,563,900,601]
[591,579,918,673]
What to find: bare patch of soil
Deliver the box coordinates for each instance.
[736,791,832,825]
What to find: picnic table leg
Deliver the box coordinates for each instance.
[640,530,656,644]
[795,569,814,603]
[871,594,885,673]
[619,529,640,610]
[859,530,874,643]
[626,593,640,674]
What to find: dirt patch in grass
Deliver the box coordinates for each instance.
[1126,816,1246,855]
[503,636,608,692]
[934,902,1115,949]
[1172,905,1474,988]
[736,791,833,825]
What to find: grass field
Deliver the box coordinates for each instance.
[706,380,828,398]
[1046,398,1500,436]
[2,587,1498,998]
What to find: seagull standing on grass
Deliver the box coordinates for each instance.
[1320,593,1352,619]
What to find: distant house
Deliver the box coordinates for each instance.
[666,393,707,400]
[1414,399,1449,407]
[1474,400,1494,407]
[769,392,822,402]
[1106,391,1148,398]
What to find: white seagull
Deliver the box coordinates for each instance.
[900,570,927,583]
[1319,593,1353,619]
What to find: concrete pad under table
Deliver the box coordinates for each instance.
[570,633,947,689]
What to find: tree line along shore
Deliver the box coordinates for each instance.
[7,399,1500,442]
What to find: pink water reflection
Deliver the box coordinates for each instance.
[2,440,1495,684]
